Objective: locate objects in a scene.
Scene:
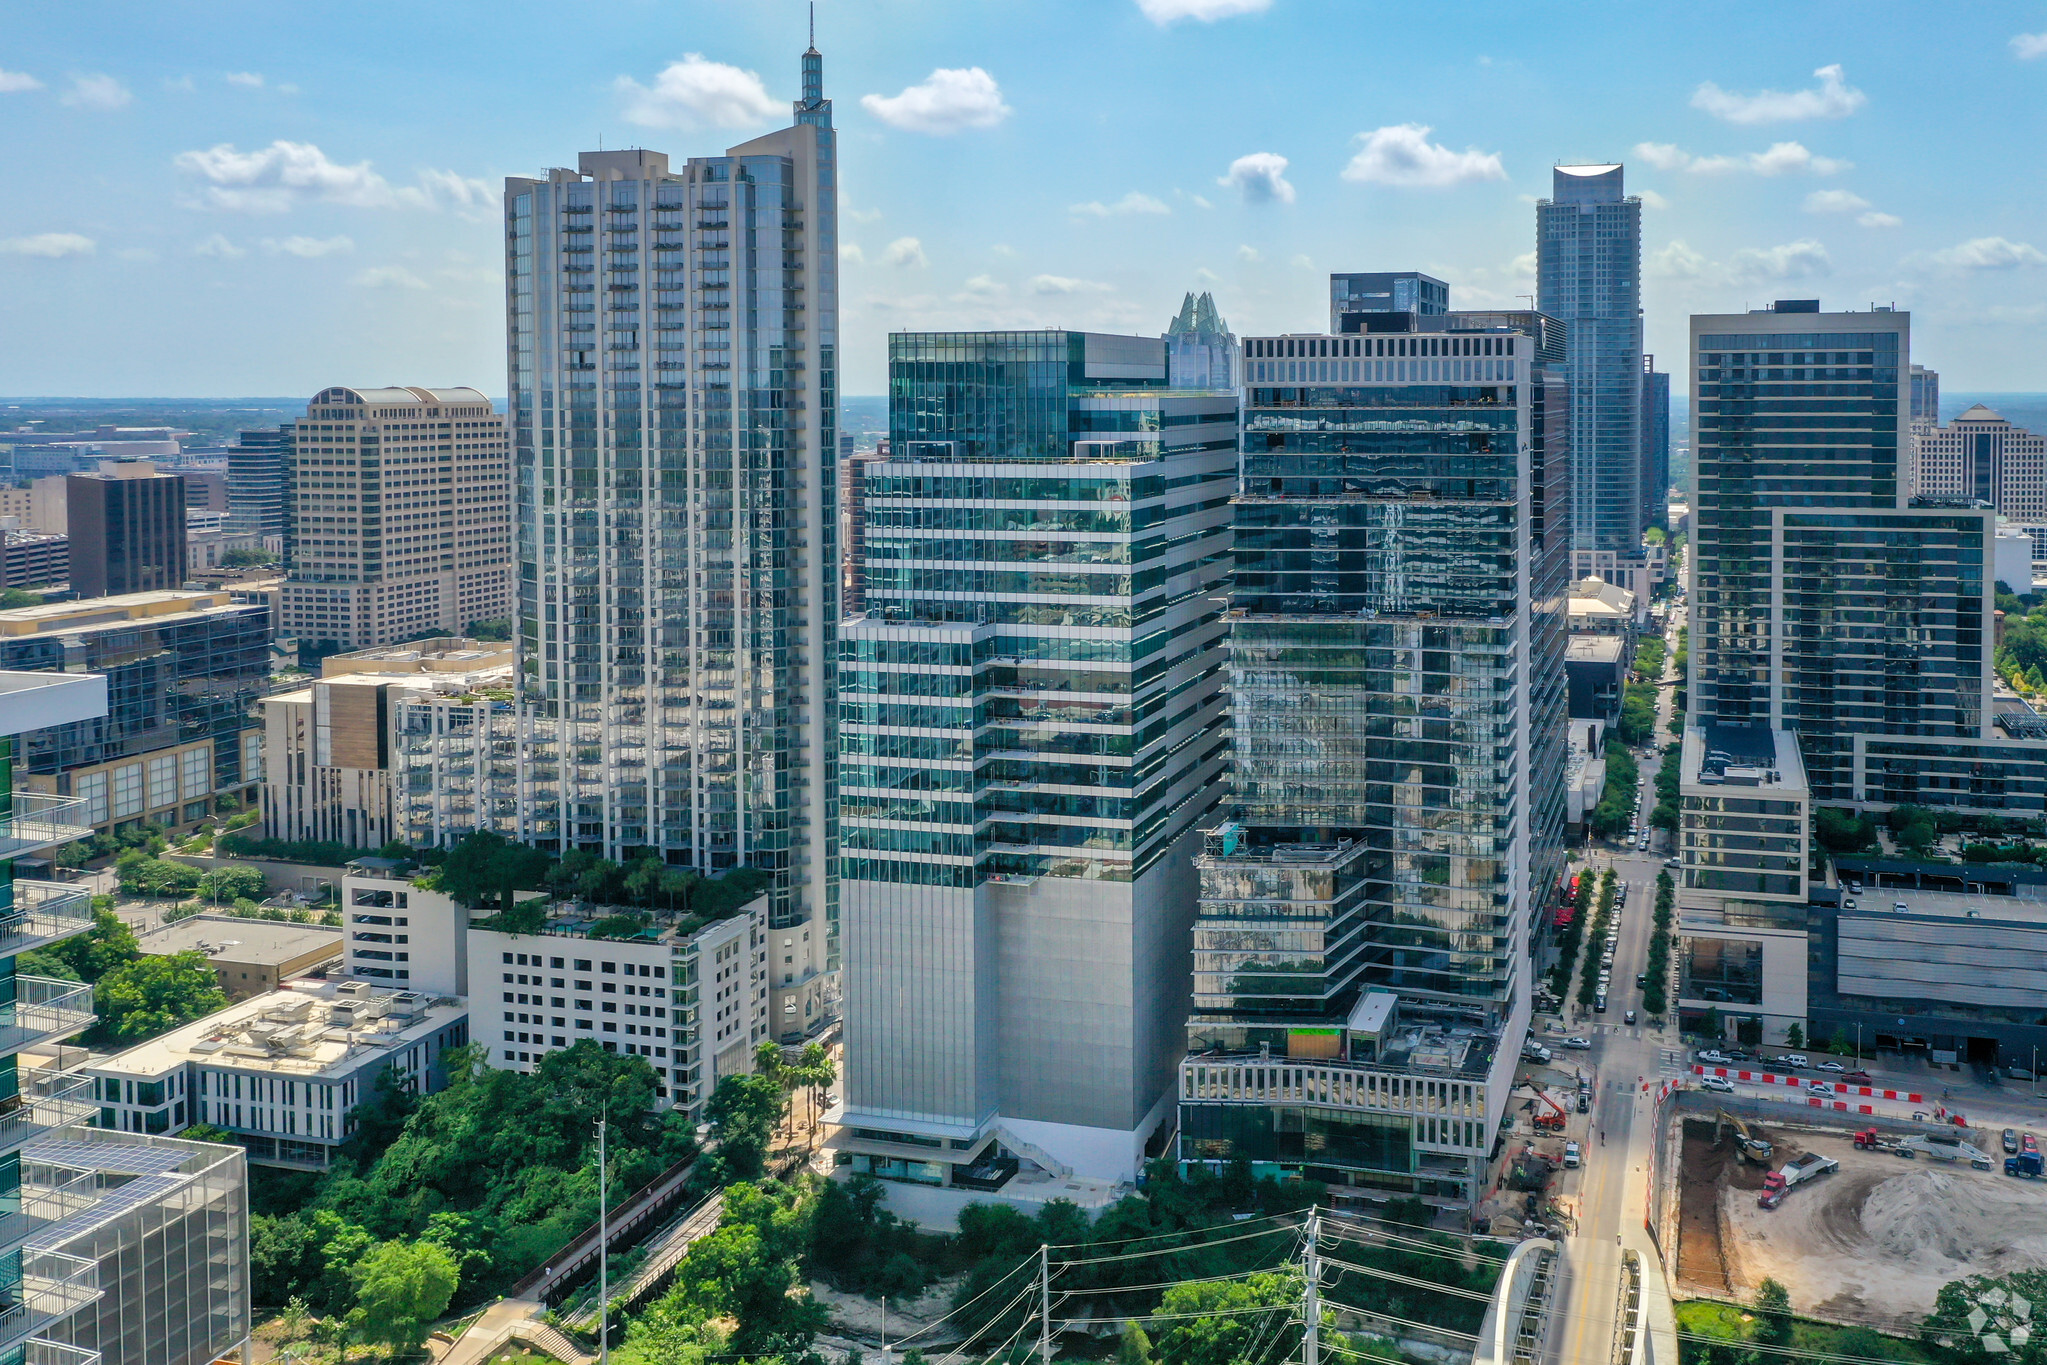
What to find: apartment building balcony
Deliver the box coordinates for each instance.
[0,1075,96,1163]
[0,798,94,861]
[0,1161,98,1257]
[27,1337,99,1365]
[0,885,96,960]
[0,1250,98,1355]
[0,981,95,1055]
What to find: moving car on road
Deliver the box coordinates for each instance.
[1815,1060,1846,1073]
[1807,1080,1836,1095]
[1564,1036,1591,1049]
[1845,1070,1874,1084]
[1624,1010,1637,1025]
[1771,1053,1810,1068]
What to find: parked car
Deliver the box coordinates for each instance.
[1815,1060,1847,1073]
[1697,1049,1732,1065]
[1772,1053,1811,1068]
[1724,1050,1750,1062]
[1807,1081,1836,1095]
[1664,857,1680,868]
[2024,1133,2040,1156]
[1564,1141,1582,1169]
[1595,993,1608,1013]
[1637,973,1648,988]
[1844,1070,1874,1085]
[2005,1128,2021,1155]
[1701,1076,1735,1094]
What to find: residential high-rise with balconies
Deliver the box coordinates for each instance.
[0,667,250,1365]
[834,331,1236,1186]
[1539,164,1654,597]
[1178,311,1571,1206]
[280,387,510,650]
[503,40,839,1039]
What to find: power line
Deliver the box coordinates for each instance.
[887,1255,1039,1351]
[1316,1253,1493,1304]
[1675,1332,1922,1365]
[1053,1301,1299,1328]
[1043,1210,1306,1253]
[1053,1223,1311,1267]
[1051,1261,1302,1299]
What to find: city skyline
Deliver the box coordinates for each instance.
[4,2,2047,394]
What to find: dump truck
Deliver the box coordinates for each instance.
[1900,1133,1995,1169]
[2006,1150,2045,1180]
[1715,1109,1774,1165]
[1854,1129,1917,1158]
[1759,1152,1839,1208]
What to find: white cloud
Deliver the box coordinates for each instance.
[839,243,865,265]
[1217,152,1294,204]
[225,72,265,88]
[1027,274,1113,295]
[1634,142,1691,171]
[0,232,95,258]
[61,73,131,111]
[845,206,883,224]
[193,234,246,258]
[1930,237,2047,269]
[862,68,1011,134]
[1858,211,1902,228]
[1134,0,1271,23]
[880,237,928,268]
[1290,253,1314,269]
[1730,239,1831,281]
[1803,189,1870,213]
[1193,266,1220,283]
[990,243,1017,257]
[615,54,778,131]
[1070,191,1171,217]
[1189,193,1214,210]
[1634,140,1849,176]
[1638,188,1670,210]
[263,235,353,258]
[2014,32,2047,59]
[162,75,195,93]
[1692,63,1865,124]
[1509,251,1536,277]
[958,274,1007,299]
[1646,240,1709,279]
[1341,124,1505,188]
[174,140,485,213]
[1237,244,1263,262]
[0,69,42,93]
[353,265,429,289]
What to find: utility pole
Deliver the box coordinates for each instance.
[1038,1242,1052,1365]
[597,1113,610,1365]
[1302,1206,1321,1365]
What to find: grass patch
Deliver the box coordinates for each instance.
[1675,1300,1931,1362]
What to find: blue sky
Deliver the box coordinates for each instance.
[4,0,2047,397]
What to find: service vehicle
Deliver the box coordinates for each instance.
[1759,1153,1839,1208]
[1563,1141,1582,1169]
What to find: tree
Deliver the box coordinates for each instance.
[1922,1270,2047,1363]
[1117,1321,1157,1365]
[703,1072,784,1181]
[197,864,265,903]
[439,830,551,916]
[1149,1271,1304,1365]
[1785,1022,1804,1050]
[93,951,229,1042]
[1752,1278,1793,1348]
[21,906,137,983]
[221,546,279,568]
[1698,1007,1723,1042]
[465,618,512,641]
[346,1239,460,1362]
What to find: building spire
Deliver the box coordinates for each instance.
[795,5,831,128]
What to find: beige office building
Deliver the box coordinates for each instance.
[261,638,512,850]
[280,386,511,649]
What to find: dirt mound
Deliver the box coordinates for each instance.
[1859,1169,2047,1275]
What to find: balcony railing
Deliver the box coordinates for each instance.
[0,980,95,1054]
[0,884,95,959]
[0,796,94,859]
[28,1338,101,1365]
[0,1073,95,1158]
[0,1249,99,1351]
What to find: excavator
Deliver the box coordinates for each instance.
[1715,1109,1775,1166]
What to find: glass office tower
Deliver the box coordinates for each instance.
[836,331,1236,1184]
[1179,314,1569,1204]
[1538,164,1644,557]
[1328,273,1448,332]
[503,42,839,1036]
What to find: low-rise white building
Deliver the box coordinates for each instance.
[86,977,468,1168]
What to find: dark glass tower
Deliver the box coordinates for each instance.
[1179,314,1570,1203]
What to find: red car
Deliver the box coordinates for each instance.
[1844,1070,1874,1084]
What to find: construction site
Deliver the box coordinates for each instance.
[1665,1096,2047,1331]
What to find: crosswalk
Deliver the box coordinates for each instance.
[1659,1048,1686,1078]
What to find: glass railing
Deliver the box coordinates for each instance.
[0,981,95,1053]
[0,796,94,860]
[0,885,95,958]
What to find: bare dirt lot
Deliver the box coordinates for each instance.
[1676,1121,2047,1331]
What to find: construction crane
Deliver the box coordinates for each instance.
[1715,1109,1774,1165]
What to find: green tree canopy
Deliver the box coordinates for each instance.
[1148,1270,1304,1365]
[94,950,228,1042]
[347,1239,460,1361]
